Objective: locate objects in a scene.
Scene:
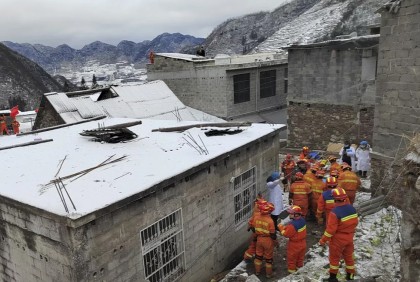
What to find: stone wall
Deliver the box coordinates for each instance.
[0,129,280,282]
[287,40,377,148]
[372,0,420,156]
[33,98,64,130]
[147,57,287,119]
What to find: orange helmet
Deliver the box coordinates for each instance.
[310,164,319,172]
[326,177,338,187]
[331,187,347,200]
[330,169,339,178]
[287,205,302,215]
[341,162,351,170]
[316,170,325,177]
[302,146,309,152]
[295,172,304,180]
[266,202,275,212]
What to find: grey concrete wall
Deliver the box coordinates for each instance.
[0,129,280,282]
[147,57,287,119]
[287,45,377,148]
[0,200,74,282]
[372,0,420,156]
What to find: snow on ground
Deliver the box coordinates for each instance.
[282,192,401,281]
[221,192,401,282]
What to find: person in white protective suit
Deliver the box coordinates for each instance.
[355,140,372,178]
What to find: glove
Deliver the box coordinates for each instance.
[319,239,326,246]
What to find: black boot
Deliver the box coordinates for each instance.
[357,170,362,177]
[362,171,367,178]
[346,272,355,280]
[323,273,338,282]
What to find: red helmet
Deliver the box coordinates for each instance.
[330,170,339,178]
[341,162,351,170]
[287,205,302,215]
[295,172,304,180]
[326,177,338,187]
[331,187,347,200]
[286,154,292,160]
[259,204,272,215]
[316,170,325,177]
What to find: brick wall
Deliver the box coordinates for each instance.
[0,130,280,282]
[287,41,377,148]
[372,0,420,156]
[148,57,287,119]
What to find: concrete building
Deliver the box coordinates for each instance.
[146,53,288,121]
[286,35,379,149]
[371,0,420,280]
[33,80,224,130]
[0,118,284,282]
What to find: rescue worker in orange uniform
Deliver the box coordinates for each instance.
[319,188,358,281]
[281,154,296,191]
[337,163,361,205]
[289,172,312,217]
[310,170,327,220]
[303,163,318,187]
[0,115,9,135]
[278,205,307,274]
[244,196,266,262]
[11,119,20,134]
[330,169,340,179]
[316,177,339,226]
[253,202,277,278]
[149,50,155,64]
[299,146,310,160]
[328,156,341,172]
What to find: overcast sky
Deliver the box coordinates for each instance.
[1,0,287,49]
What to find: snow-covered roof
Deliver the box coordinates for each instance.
[45,80,224,123]
[286,34,380,50]
[0,118,284,219]
[155,53,210,62]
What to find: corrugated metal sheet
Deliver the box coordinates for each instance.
[48,93,78,113]
[72,97,105,119]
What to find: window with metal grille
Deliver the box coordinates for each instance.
[260,70,276,98]
[140,209,185,282]
[234,167,257,227]
[233,73,250,104]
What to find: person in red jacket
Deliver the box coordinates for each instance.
[310,170,327,220]
[289,172,312,217]
[316,177,338,226]
[299,146,310,160]
[253,203,277,278]
[11,119,20,134]
[243,196,266,262]
[0,115,9,135]
[278,205,307,274]
[281,154,296,191]
[338,163,361,205]
[319,188,358,281]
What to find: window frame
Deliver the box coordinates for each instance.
[233,167,257,229]
[260,69,277,99]
[233,73,251,104]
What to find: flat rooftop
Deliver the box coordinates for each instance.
[0,118,284,219]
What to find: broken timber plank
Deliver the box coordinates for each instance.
[152,122,252,132]
[0,139,53,151]
[99,120,142,129]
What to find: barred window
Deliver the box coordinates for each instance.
[233,167,257,227]
[233,73,250,104]
[140,209,185,282]
[260,70,276,98]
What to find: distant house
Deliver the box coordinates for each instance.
[285,35,379,149]
[33,80,224,130]
[147,53,288,122]
[0,118,284,282]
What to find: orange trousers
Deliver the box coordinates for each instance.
[311,193,322,216]
[244,234,257,260]
[328,233,356,275]
[0,124,8,135]
[287,240,306,273]
[254,237,274,276]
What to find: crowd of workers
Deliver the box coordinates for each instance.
[243,143,371,281]
[0,115,20,135]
